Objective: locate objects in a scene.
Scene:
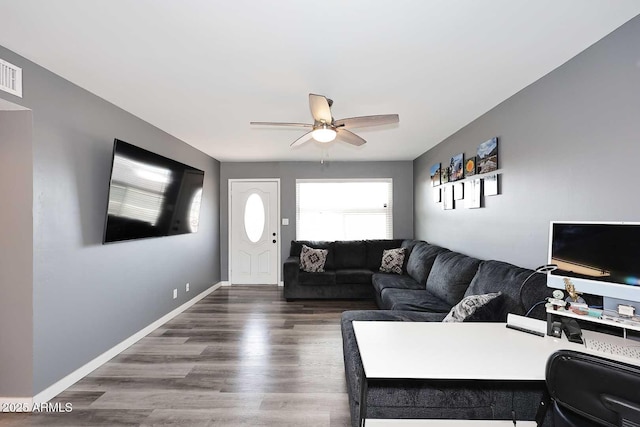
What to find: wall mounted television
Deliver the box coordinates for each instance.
[103,139,205,244]
[547,221,640,311]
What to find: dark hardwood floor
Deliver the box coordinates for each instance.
[1,285,376,426]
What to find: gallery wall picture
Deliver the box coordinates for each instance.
[430,163,441,187]
[453,182,464,200]
[477,137,498,174]
[450,153,464,181]
[465,178,482,209]
[484,174,499,196]
[443,185,454,210]
[441,166,450,184]
[465,156,477,178]
[433,187,441,203]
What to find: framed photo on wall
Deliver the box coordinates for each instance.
[453,182,464,200]
[450,153,464,181]
[484,174,499,196]
[443,186,454,210]
[465,178,481,209]
[465,156,477,178]
[430,163,441,187]
[477,137,498,174]
[441,166,450,184]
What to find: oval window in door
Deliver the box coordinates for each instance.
[244,193,265,243]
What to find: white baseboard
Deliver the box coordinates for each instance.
[221,281,282,287]
[7,282,223,409]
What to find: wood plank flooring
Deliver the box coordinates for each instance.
[0,285,376,426]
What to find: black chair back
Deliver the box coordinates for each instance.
[546,350,640,427]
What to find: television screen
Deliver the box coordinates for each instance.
[549,222,640,286]
[103,139,205,243]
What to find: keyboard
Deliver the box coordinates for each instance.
[585,338,640,360]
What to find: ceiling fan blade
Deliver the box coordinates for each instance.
[290,131,315,147]
[309,94,333,124]
[250,121,312,128]
[334,114,399,129]
[336,129,366,146]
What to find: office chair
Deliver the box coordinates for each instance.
[545,350,640,427]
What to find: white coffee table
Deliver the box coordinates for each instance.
[352,321,587,426]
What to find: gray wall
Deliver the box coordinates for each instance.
[0,45,221,394]
[414,16,640,270]
[0,110,33,397]
[220,161,413,281]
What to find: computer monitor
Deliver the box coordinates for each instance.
[547,221,640,313]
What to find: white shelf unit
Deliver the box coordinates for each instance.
[546,307,640,338]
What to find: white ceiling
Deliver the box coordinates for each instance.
[1,1,639,162]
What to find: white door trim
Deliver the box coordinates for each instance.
[228,178,281,285]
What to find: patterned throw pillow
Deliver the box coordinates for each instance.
[442,292,502,322]
[300,244,328,273]
[379,248,406,275]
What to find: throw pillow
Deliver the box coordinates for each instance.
[442,292,502,323]
[463,293,507,322]
[300,244,328,273]
[379,248,406,274]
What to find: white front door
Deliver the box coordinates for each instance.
[230,180,279,284]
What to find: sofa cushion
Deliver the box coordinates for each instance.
[380,288,453,312]
[442,292,502,322]
[464,260,550,319]
[372,273,422,295]
[298,271,336,286]
[400,239,420,272]
[379,248,406,274]
[334,240,367,269]
[425,252,481,306]
[336,269,374,285]
[406,242,450,286]
[300,245,328,272]
[365,239,404,270]
[290,240,335,270]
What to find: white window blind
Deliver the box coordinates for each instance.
[296,179,393,241]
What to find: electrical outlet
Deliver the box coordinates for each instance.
[186,283,190,292]
[173,289,177,299]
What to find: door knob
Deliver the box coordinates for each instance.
[272,239,276,243]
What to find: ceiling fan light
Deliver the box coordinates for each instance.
[312,126,337,143]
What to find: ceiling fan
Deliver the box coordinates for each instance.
[250,93,399,147]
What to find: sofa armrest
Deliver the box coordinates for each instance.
[283,256,300,297]
[284,256,300,275]
[341,310,448,427]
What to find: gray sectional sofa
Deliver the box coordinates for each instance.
[343,258,552,426]
[283,239,557,426]
[283,239,411,300]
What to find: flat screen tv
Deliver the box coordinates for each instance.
[103,139,205,243]
[547,221,640,310]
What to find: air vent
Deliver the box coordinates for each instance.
[0,58,22,98]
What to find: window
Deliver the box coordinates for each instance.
[243,192,265,243]
[296,179,393,241]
